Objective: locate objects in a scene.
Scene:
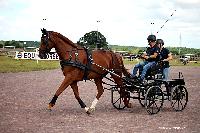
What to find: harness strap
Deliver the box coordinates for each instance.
[60,60,87,71]
[60,48,93,81]
[83,47,92,80]
[60,49,120,81]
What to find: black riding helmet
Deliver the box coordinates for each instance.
[147,34,156,42]
[156,39,164,45]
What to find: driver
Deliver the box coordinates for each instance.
[131,35,159,83]
[156,39,173,80]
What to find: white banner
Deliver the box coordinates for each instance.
[15,51,59,60]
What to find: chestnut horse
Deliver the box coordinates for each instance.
[39,28,131,114]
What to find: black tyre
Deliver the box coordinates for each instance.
[145,86,164,115]
[111,87,130,110]
[171,85,188,111]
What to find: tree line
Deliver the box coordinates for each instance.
[0,31,199,55]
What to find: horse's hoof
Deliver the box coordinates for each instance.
[127,103,133,108]
[48,103,54,111]
[86,107,95,115]
[86,111,91,115]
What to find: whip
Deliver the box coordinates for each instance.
[156,10,176,34]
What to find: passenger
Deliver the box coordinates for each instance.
[156,39,173,80]
[131,35,159,82]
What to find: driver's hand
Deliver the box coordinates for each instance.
[141,54,145,58]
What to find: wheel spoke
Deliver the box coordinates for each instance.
[154,102,159,109]
[113,97,120,104]
[172,98,177,107]
[178,99,184,110]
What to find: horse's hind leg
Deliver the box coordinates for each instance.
[70,81,88,112]
[87,78,104,114]
[48,76,73,110]
[111,74,132,108]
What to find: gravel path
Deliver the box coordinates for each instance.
[0,66,200,133]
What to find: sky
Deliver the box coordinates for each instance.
[0,0,200,48]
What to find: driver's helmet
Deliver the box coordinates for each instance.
[156,39,164,45]
[147,35,156,42]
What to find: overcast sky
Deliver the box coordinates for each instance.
[0,0,200,48]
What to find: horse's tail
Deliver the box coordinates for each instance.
[121,64,132,78]
[113,52,132,78]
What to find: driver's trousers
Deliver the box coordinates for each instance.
[131,61,156,81]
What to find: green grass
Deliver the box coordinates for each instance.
[0,56,199,73]
[0,56,60,73]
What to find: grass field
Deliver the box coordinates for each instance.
[0,56,60,73]
[0,56,199,73]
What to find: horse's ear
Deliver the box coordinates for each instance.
[41,28,47,34]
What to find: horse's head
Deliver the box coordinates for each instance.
[39,28,54,59]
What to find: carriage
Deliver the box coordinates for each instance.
[108,63,188,115]
[39,29,188,115]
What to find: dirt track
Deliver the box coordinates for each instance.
[0,66,200,133]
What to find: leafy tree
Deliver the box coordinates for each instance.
[77,31,108,49]
[170,49,179,55]
[138,49,145,55]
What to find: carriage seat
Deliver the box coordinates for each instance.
[145,61,164,80]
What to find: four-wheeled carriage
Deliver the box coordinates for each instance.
[110,67,188,115]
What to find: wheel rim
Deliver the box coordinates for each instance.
[171,85,188,111]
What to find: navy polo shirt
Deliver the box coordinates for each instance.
[160,48,170,68]
[146,45,160,62]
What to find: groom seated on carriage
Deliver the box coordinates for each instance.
[156,39,173,80]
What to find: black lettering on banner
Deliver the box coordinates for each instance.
[32,53,35,59]
[52,53,55,59]
[28,53,31,58]
[24,53,27,58]
[56,54,59,59]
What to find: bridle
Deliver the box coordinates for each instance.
[40,29,51,54]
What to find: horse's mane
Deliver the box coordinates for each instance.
[52,31,80,48]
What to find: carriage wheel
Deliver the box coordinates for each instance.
[145,86,164,115]
[138,87,146,107]
[171,85,188,111]
[111,87,130,110]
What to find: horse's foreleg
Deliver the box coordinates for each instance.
[70,81,88,112]
[87,78,104,114]
[48,76,73,110]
